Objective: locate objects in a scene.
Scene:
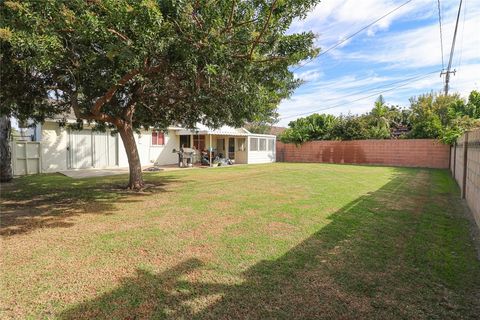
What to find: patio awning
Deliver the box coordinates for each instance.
[176,124,250,136]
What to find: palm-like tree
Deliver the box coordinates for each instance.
[369,95,391,138]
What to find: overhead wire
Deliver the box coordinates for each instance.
[298,70,443,104]
[292,0,415,72]
[280,70,441,120]
[455,0,467,71]
[437,0,445,69]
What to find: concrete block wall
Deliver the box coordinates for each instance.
[454,136,465,186]
[452,130,480,229]
[277,139,450,169]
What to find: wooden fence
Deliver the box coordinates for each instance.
[10,141,42,176]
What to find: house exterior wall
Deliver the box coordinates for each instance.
[247,135,276,164]
[40,122,179,172]
[41,121,69,172]
[39,122,276,171]
[118,130,178,167]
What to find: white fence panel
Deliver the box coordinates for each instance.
[11,141,42,176]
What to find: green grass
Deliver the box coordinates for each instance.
[1,163,479,319]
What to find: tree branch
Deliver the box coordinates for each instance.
[107,28,131,44]
[90,69,140,116]
[249,0,277,59]
[227,0,236,29]
[251,56,288,63]
[71,91,120,126]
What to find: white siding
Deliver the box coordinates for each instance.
[92,132,118,168]
[39,121,275,170]
[69,129,93,168]
[41,122,68,172]
[118,130,178,167]
[247,135,276,164]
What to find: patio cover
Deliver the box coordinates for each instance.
[175,124,250,136]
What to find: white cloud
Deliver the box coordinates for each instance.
[294,70,324,82]
[289,0,438,52]
[340,3,480,69]
[278,0,480,126]
[278,63,480,126]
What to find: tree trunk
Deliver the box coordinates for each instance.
[117,123,144,190]
[0,116,13,182]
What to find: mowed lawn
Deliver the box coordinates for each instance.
[1,163,480,319]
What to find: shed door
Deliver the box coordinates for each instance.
[69,130,93,169]
[69,130,118,169]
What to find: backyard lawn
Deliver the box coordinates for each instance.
[1,163,480,319]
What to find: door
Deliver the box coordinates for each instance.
[107,134,118,167]
[193,135,205,151]
[69,130,93,169]
[93,131,108,168]
[236,138,247,164]
[69,130,118,169]
[228,138,235,160]
[217,138,225,157]
[93,132,118,168]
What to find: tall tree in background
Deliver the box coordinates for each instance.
[279,91,479,144]
[247,110,280,134]
[280,113,337,144]
[367,95,391,139]
[408,92,479,143]
[1,0,319,189]
[0,116,13,182]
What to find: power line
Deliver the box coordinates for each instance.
[293,0,415,72]
[280,70,440,120]
[455,0,467,71]
[437,0,445,69]
[303,70,443,104]
[442,0,463,95]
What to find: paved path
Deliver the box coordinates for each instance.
[59,167,132,179]
[57,165,199,179]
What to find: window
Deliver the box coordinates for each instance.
[217,138,225,153]
[259,138,266,151]
[193,135,205,150]
[151,131,165,146]
[250,138,258,151]
[237,138,246,151]
[268,139,274,151]
[180,135,191,148]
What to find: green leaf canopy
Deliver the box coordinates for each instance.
[1,0,320,130]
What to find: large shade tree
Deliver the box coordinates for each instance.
[0,0,320,189]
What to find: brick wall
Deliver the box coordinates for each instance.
[277,139,450,169]
[451,129,480,229]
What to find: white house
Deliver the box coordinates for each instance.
[35,120,276,173]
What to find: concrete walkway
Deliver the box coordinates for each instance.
[58,165,197,179]
[59,167,132,179]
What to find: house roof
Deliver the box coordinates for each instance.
[175,124,251,136]
[44,113,274,137]
[268,126,287,136]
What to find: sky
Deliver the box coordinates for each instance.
[278,0,480,126]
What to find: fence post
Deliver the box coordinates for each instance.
[9,140,15,176]
[452,141,456,178]
[461,132,469,199]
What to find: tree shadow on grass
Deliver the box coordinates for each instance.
[58,169,480,319]
[0,173,180,237]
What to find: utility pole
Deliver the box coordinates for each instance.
[441,0,463,95]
